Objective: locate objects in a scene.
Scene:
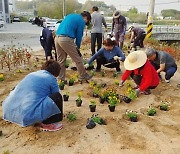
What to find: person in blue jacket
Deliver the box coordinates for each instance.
[2,60,63,132]
[40,28,57,60]
[55,11,92,82]
[84,38,125,72]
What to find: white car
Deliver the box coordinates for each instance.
[54,19,63,30]
[0,19,4,28]
[43,18,57,29]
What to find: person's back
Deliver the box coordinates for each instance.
[155,51,177,69]
[132,27,145,37]
[3,70,59,126]
[91,11,106,33]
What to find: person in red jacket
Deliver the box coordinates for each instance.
[119,50,159,95]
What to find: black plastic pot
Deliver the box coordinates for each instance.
[63,95,69,101]
[76,99,82,107]
[69,81,74,86]
[99,97,105,104]
[108,105,115,112]
[120,95,131,103]
[130,117,138,122]
[59,85,64,90]
[89,105,96,112]
[65,65,69,68]
[93,93,99,98]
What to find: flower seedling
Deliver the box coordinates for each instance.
[91,114,106,125]
[108,95,120,112]
[0,74,4,81]
[69,74,76,86]
[33,62,37,67]
[67,112,77,122]
[58,80,65,90]
[76,91,82,107]
[90,70,95,76]
[126,82,137,101]
[114,79,119,85]
[89,81,97,88]
[113,72,118,78]
[126,110,138,122]
[147,106,157,116]
[89,100,96,112]
[16,69,23,73]
[101,71,105,77]
[160,101,170,111]
[93,86,100,97]
[63,91,70,101]
[65,59,71,68]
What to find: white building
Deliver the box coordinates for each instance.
[9,0,16,13]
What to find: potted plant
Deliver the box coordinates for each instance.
[113,72,118,78]
[119,95,131,103]
[76,92,82,107]
[63,92,69,101]
[58,80,65,90]
[160,101,170,111]
[89,100,96,112]
[108,96,120,112]
[0,74,4,81]
[91,114,106,125]
[147,106,156,116]
[93,87,100,98]
[67,112,77,122]
[126,110,138,122]
[69,75,76,86]
[65,59,71,68]
[126,82,137,101]
[99,91,108,104]
[114,79,119,86]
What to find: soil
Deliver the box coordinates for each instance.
[0,49,180,154]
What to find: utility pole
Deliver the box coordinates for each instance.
[146,0,155,38]
[63,0,66,18]
[2,0,6,27]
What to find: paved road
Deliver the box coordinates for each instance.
[0,22,43,51]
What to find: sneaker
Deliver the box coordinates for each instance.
[79,73,93,81]
[165,79,170,83]
[40,123,63,132]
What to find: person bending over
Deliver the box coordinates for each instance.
[85,38,125,73]
[119,50,159,95]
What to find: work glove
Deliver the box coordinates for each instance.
[135,88,141,96]
[113,56,121,61]
[119,80,124,87]
[84,64,89,69]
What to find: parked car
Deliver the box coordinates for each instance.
[0,19,4,28]
[54,19,63,30]
[13,17,20,22]
[43,18,57,29]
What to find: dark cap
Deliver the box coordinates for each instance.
[81,11,91,25]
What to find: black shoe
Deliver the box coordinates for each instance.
[86,118,96,129]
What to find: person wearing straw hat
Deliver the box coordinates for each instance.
[111,10,126,49]
[128,26,146,51]
[119,50,159,95]
[84,37,125,73]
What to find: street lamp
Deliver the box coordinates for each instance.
[63,0,66,18]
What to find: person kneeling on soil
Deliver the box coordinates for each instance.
[2,60,63,131]
[145,48,177,83]
[84,38,125,73]
[119,50,160,95]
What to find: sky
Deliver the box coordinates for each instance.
[78,0,180,14]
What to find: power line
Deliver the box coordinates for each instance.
[120,0,180,6]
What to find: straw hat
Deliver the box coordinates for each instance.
[124,50,147,70]
[113,11,121,18]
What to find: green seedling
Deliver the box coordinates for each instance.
[67,112,77,122]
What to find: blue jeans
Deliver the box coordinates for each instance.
[165,66,177,80]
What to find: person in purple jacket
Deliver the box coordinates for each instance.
[84,38,125,73]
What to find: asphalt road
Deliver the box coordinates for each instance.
[0,22,43,51]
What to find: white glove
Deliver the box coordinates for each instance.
[113,56,121,61]
[119,80,124,87]
[84,64,89,69]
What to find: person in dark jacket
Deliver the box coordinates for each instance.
[40,28,57,61]
[119,50,159,95]
[84,38,125,73]
[111,10,127,49]
[128,26,146,50]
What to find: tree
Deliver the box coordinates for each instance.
[161,9,180,19]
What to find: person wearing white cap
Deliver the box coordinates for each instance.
[84,38,125,73]
[111,10,126,49]
[128,26,146,51]
[119,50,159,95]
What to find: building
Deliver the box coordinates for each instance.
[0,0,11,22]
